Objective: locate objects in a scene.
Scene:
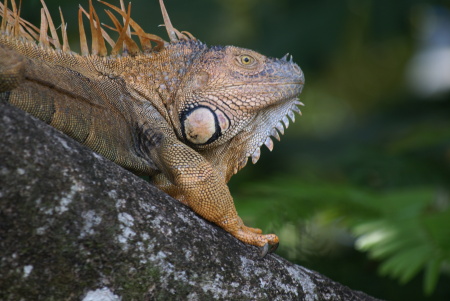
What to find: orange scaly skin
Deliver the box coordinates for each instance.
[0,0,304,255]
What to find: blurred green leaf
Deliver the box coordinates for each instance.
[424,258,443,295]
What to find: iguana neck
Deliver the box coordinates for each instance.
[96,41,208,125]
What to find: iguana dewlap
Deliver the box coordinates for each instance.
[0,0,304,256]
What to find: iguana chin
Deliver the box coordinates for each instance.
[0,0,304,256]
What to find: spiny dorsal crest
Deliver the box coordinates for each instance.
[0,0,305,172]
[0,0,195,56]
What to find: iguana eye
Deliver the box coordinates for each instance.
[181,106,230,145]
[238,55,255,66]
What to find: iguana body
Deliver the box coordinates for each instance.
[0,0,304,255]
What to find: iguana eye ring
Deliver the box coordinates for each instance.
[239,55,255,66]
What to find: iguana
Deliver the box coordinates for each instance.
[0,0,304,256]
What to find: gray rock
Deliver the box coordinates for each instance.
[0,101,382,301]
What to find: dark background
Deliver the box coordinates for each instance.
[18,0,450,300]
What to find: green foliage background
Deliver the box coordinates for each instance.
[22,0,450,299]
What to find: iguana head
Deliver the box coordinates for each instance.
[169,41,304,175]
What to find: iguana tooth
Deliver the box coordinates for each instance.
[275,122,285,135]
[251,148,261,164]
[288,110,295,122]
[282,116,290,129]
[271,128,281,141]
[264,137,274,151]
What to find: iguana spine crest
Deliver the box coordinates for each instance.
[0,0,194,56]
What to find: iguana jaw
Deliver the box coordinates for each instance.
[226,56,305,173]
[229,94,304,176]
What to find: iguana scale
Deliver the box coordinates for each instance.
[0,0,304,256]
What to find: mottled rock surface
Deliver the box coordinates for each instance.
[0,101,382,301]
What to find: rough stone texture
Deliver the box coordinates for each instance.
[0,101,382,301]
